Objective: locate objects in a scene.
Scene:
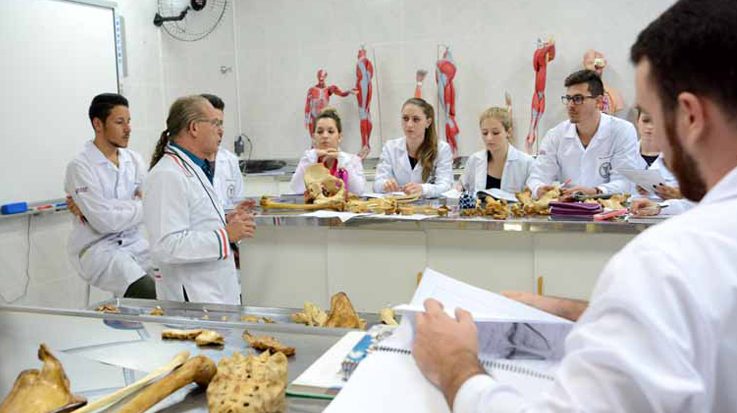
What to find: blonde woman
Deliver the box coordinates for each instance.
[458,107,533,194]
[374,97,453,197]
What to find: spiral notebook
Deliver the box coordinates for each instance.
[324,268,571,412]
[324,341,557,413]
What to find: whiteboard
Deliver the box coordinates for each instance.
[0,0,119,204]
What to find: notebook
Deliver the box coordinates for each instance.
[324,268,571,412]
[288,325,396,399]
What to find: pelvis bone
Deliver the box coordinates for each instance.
[304,163,346,204]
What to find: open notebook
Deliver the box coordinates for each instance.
[324,268,572,412]
[288,331,367,399]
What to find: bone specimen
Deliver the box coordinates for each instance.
[207,351,288,413]
[0,344,85,413]
[243,332,296,357]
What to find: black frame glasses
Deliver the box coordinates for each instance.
[561,95,597,105]
[198,118,224,128]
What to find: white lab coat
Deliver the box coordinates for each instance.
[527,113,646,197]
[64,141,151,297]
[458,145,533,194]
[289,149,366,195]
[373,137,453,197]
[213,147,244,210]
[144,144,240,305]
[454,166,737,413]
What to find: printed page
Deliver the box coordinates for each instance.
[618,168,666,193]
[396,268,573,324]
[388,268,572,360]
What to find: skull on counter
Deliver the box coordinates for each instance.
[304,163,346,205]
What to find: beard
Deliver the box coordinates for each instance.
[110,137,129,149]
[663,115,707,202]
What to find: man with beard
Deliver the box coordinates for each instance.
[64,93,155,299]
[412,0,737,411]
[526,69,645,199]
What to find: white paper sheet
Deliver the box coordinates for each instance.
[388,268,572,360]
[395,268,572,324]
[300,210,373,222]
[290,331,365,389]
[362,191,406,198]
[365,213,433,221]
[477,188,518,203]
[618,168,667,193]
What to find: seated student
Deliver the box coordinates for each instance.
[374,97,453,197]
[526,69,646,199]
[632,160,696,216]
[637,109,660,167]
[457,106,532,194]
[64,93,155,299]
[200,94,245,210]
[632,109,696,216]
[290,108,365,195]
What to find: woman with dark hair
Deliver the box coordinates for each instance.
[289,107,365,195]
[373,97,453,197]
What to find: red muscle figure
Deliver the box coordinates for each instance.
[526,38,556,154]
[355,47,374,159]
[304,70,352,137]
[436,47,460,159]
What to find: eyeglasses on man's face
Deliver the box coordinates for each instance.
[198,118,224,128]
[561,94,597,105]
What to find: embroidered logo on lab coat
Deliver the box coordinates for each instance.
[599,161,612,179]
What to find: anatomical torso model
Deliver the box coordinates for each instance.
[526,38,556,154]
[355,47,374,159]
[436,47,459,159]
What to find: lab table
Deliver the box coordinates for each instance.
[0,300,380,412]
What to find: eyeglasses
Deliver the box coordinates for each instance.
[198,118,224,128]
[561,95,596,105]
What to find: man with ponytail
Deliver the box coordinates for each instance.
[144,95,255,304]
[64,93,156,299]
